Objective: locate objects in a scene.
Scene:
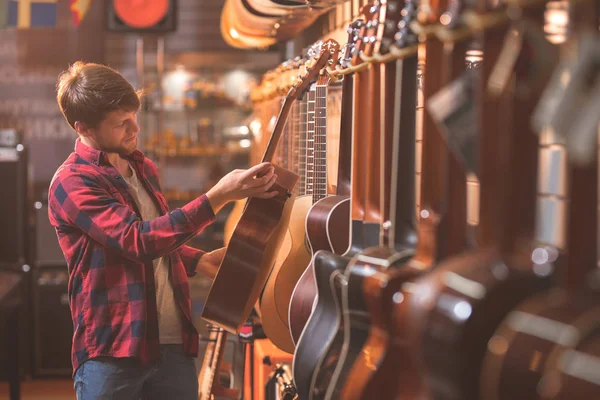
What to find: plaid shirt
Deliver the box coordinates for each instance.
[48,139,216,375]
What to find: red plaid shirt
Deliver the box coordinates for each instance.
[48,139,216,375]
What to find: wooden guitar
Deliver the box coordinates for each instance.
[308,6,388,398]
[202,39,341,334]
[404,1,556,399]
[224,93,282,246]
[287,30,359,344]
[291,15,371,400]
[335,1,421,397]
[326,1,420,397]
[480,3,600,399]
[344,0,473,397]
[198,325,240,400]
[260,78,317,353]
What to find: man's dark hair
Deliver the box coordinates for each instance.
[56,62,143,130]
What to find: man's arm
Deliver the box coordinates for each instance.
[178,245,205,277]
[49,173,215,263]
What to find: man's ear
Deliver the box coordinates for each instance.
[74,121,91,137]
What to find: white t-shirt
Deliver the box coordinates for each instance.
[123,163,183,344]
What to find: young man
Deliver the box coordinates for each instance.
[49,62,277,400]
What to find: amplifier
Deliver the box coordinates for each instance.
[0,144,30,265]
[32,265,72,377]
[34,200,65,266]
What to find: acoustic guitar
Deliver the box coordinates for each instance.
[291,14,372,400]
[224,92,283,246]
[326,0,421,397]
[260,79,317,353]
[287,24,359,344]
[335,0,421,397]
[198,325,240,400]
[405,2,556,399]
[480,4,600,399]
[308,6,389,399]
[201,39,341,334]
[354,0,474,397]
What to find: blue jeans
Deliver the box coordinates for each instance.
[74,345,198,400]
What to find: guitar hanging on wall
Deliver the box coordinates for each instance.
[201,39,341,335]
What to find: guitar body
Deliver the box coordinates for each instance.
[260,194,313,353]
[291,250,348,400]
[224,199,245,246]
[415,246,552,400]
[481,287,600,400]
[338,248,416,400]
[305,253,350,400]
[202,165,299,333]
[289,195,350,343]
[326,247,414,400]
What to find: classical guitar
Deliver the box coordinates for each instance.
[288,24,360,344]
[406,2,555,398]
[202,39,341,334]
[198,325,240,400]
[480,4,600,399]
[291,15,371,400]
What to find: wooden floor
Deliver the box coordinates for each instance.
[0,380,75,400]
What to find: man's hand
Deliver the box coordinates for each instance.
[206,162,278,213]
[197,247,227,280]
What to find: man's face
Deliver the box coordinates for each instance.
[85,109,140,155]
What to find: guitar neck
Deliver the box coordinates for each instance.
[305,84,317,197]
[363,63,383,248]
[347,68,370,253]
[335,75,354,198]
[313,80,328,204]
[419,35,451,262]
[198,325,226,399]
[384,53,419,251]
[261,88,302,163]
[297,94,309,197]
[476,24,515,249]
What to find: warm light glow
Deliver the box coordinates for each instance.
[249,119,262,135]
[230,28,240,39]
[440,12,451,26]
[544,1,569,44]
[239,139,251,148]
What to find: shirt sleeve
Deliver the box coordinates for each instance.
[178,245,205,277]
[49,173,216,263]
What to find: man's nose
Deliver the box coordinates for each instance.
[130,119,140,134]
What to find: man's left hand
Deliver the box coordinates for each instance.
[197,247,226,279]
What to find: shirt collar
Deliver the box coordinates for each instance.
[74,137,145,165]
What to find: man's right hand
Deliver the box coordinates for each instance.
[206,162,278,213]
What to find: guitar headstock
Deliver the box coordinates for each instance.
[377,0,404,55]
[352,4,375,66]
[363,1,384,57]
[394,0,419,48]
[289,39,340,99]
[340,18,364,69]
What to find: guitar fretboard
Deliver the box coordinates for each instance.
[297,94,308,197]
[314,82,328,204]
[305,85,316,196]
